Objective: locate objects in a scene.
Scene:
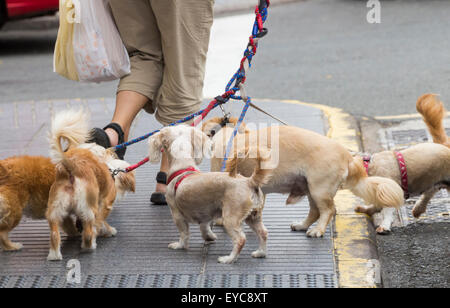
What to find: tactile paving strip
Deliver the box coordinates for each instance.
[0,99,336,288]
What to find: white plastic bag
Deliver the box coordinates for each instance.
[72,0,130,82]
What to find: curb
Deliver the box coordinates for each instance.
[275,99,381,288]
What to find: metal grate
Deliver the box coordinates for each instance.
[0,273,336,288]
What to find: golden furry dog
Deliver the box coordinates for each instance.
[46,110,135,261]
[202,119,405,238]
[149,125,271,264]
[0,156,57,251]
[355,94,450,233]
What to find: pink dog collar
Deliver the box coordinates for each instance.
[363,155,372,175]
[394,151,410,199]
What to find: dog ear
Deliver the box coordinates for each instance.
[192,127,212,164]
[149,132,163,163]
[119,171,136,193]
[227,117,248,134]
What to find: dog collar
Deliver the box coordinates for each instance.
[167,167,200,193]
[220,115,230,128]
[394,151,410,199]
[362,155,372,175]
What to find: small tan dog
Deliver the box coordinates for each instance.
[0,156,57,251]
[203,119,405,238]
[148,125,271,264]
[355,94,450,233]
[46,110,135,261]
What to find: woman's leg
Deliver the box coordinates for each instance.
[105,91,148,145]
[108,0,167,197]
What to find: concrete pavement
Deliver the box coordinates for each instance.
[0,97,358,288]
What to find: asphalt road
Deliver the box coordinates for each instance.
[1,0,450,116]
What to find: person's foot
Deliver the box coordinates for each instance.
[105,128,119,147]
[150,172,168,205]
[88,123,126,160]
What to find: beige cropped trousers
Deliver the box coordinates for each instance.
[109,0,214,125]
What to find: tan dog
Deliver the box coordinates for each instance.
[355,94,450,233]
[0,156,57,251]
[46,110,135,261]
[203,120,405,238]
[148,125,271,264]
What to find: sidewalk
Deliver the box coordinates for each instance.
[0,97,358,288]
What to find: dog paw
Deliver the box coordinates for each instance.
[47,249,62,261]
[354,205,366,214]
[100,227,117,238]
[3,242,23,251]
[376,226,391,235]
[251,249,266,259]
[204,233,217,242]
[214,218,224,226]
[81,242,97,252]
[218,255,236,264]
[412,207,425,218]
[109,227,117,237]
[168,242,186,250]
[306,227,324,238]
[290,222,308,231]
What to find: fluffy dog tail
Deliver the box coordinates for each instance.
[416,93,449,148]
[346,156,404,211]
[49,109,90,165]
[227,146,272,188]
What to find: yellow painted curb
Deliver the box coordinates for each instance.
[274,99,378,288]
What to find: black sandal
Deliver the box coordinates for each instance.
[88,123,126,160]
[150,171,167,206]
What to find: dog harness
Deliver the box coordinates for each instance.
[394,151,410,199]
[363,152,410,199]
[167,167,200,193]
[363,155,372,175]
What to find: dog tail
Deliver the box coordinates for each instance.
[346,156,404,211]
[416,93,450,148]
[227,146,272,188]
[49,109,90,165]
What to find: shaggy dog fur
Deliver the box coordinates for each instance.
[149,125,272,264]
[46,110,135,261]
[355,94,450,233]
[202,120,405,238]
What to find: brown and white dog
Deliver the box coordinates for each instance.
[0,111,135,255]
[355,94,450,233]
[149,125,271,264]
[202,119,405,238]
[46,110,135,261]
